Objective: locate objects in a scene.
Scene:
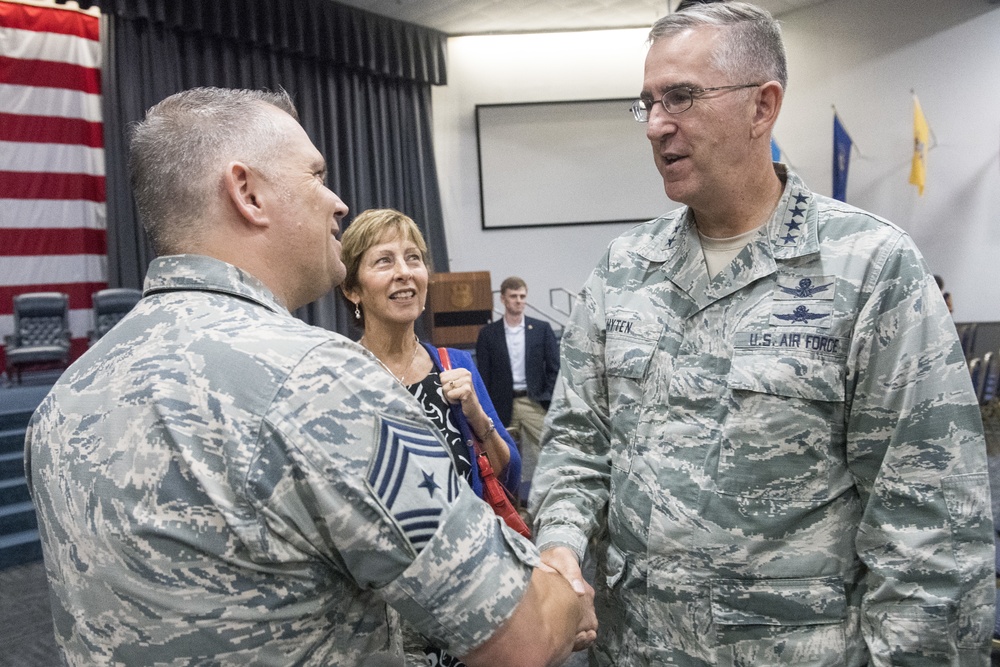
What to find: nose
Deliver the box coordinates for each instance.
[645,104,677,142]
[393,257,413,279]
[328,194,349,236]
[332,193,349,222]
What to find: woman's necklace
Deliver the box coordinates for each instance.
[360,334,420,386]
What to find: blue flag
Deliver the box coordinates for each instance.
[770,137,781,162]
[832,114,852,202]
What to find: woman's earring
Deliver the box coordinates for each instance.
[354,304,361,320]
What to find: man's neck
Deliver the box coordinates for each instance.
[504,313,524,327]
[691,166,785,239]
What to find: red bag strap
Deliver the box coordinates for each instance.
[437,346,485,456]
[436,348,531,538]
[437,347,452,371]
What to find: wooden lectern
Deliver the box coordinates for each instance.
[428,271,493,348]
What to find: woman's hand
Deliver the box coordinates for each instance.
[440,368,510,473]
[439,368,480,417]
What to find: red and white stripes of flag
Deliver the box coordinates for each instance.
[0,1,106,372]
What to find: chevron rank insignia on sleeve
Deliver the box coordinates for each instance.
[367,415,462,553]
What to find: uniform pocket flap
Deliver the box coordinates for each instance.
[728,348,845,402]
[605,321,660,379]
[941,472,993,575]
[711,576,846,627]
[605,542,627,588]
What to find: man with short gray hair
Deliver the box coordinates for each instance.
[530,3,994,665]
[26,86,594,667]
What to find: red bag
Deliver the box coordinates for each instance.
[438,348,531,538]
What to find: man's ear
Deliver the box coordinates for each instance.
[751,81,783,140]
[223,161,270,229]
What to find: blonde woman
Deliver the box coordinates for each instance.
[341,209,522,666]
[340,208,520,502]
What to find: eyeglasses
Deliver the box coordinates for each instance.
[630,83,761,122]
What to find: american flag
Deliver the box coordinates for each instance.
[0,0,106,374]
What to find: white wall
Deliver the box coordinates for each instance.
[432,28,655,324]
[432,0,1000,324]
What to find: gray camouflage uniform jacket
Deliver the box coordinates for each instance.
[26,254,538,666]
[530,167,994,666]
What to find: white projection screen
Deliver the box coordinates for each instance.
[476,99,674,230]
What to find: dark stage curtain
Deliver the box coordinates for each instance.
[61,0,449,335]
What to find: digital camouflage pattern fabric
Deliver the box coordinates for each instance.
[531,166,994,666]
[26,254,538,666]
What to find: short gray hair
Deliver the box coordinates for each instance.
[128,87,299,255]
[649,2,787,91]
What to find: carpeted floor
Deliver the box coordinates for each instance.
[0,560,61,667]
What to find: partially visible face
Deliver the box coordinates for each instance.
[501,287,527,319]
[350,232,429,330]
[264,107,349,308]
[642,26,756,210]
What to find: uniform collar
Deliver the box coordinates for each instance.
[143,254,289,314]
[633,165,819,310]
[766,164,820,260]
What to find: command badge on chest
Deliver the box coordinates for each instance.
[769,274,837,329]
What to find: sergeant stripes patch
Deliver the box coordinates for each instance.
[367,415,461,553]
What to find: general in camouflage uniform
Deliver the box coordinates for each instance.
[529,4,994,666]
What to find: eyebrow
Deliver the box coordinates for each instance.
[374,244,421,254]
[643,81,700,96]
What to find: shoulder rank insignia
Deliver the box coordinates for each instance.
[367,415,461,554]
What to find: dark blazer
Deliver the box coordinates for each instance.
[475,316,560,426]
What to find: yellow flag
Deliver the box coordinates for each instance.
[908,95,930,196]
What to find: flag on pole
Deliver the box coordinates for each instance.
[0,1,106,374]
[770,137,782,162]
[908,95,930,196]
[832,113,852,202]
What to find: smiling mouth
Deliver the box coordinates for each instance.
[390,290,416,300]
[662,154,684,165]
